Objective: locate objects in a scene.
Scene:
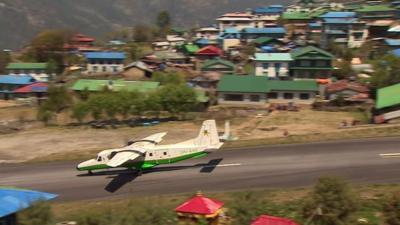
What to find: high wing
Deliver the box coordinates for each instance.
[128,132,167,148]
[106,149,146,168]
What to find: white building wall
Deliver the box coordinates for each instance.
[255,61,290,78]
[87,64,124,74]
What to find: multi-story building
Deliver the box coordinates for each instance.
[290,46,334,79]
[254,53,292,79]
[84,52,126,74]
[320,18,368,48]
[252,5,284,28]
[217,13,254,32]
[6,63,50,82]
[195,27,220,41]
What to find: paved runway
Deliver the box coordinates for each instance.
[1,137,400,201]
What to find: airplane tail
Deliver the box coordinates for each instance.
[194,120,223,149]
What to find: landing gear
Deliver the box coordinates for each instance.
[137,170,143,176]
[88,170,93,175]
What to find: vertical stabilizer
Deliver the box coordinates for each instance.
[194,120,222,149]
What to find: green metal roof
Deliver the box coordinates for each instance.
[183,44,199,54]
[291,46,334,60]
[71,79,159,92]
[195,89,210,103]
[376,83,400,109]
[254,53,293,61]
[356,5,395,12]
[217,75,318,93]
[201,58,235,70]
[282,10,325,20]
[282,12,312,20]
[6,63,48,70]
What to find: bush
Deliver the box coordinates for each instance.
[302,176,359,225]
[382,192,400,225]
[18,202,54,225]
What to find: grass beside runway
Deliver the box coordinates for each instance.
[46,183,400,225]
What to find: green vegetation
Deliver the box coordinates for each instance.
[370,54,400,89]
[19,179,400,225]
[18,201,54,225]
[302,177,359,225]
[37,85,72,125]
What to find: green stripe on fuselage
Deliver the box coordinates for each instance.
[77,151,209,171]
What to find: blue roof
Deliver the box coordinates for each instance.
[243,27,286,34]
[309,22,322,27]
[0,188,57,217]
[84,52,126,60]
[253,7,283,14]
[224,27,240,34]
[392,48,400,56]
[323,18,358,24]
[319,12,356,18]
[385,39,400,46]
[0,75,35,85]
[195,38,209,45]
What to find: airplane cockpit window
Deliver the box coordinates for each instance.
[97,156,102,162]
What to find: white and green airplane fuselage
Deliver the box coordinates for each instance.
[77,120,223,173]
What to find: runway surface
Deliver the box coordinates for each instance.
[1,137,400,201]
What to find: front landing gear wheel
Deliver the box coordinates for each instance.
[137,170,143,176]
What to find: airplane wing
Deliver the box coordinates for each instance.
[128,132,167,148]
[106,149,146,168]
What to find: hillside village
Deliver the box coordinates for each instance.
[1,0,400,127]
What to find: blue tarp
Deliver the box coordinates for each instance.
[0,75,35,85]
[385,39,400,46]
[392,48,400,56]
[0,188,57,217]
[319,12,356,18]
[84,52,126,60]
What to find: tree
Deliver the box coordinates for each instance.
[21,29,73,73]
[156,11,171,35]
[151,71,185,85]
[126,43,144,61]
[157,85,198,118]
[44,85,72,113]
[18,201,54,225]
[37,107,54,126]
[133,25,154,43]
[302,176,358,225]
[0,50,11,74]
[228,191,275,225]
[370,54,400,89]
[382,192,400,225]
[71,102,90,123]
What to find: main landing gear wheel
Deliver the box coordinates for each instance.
[88,170,93,175]
[137,170,143,176]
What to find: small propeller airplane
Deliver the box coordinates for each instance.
[77,120,224,175]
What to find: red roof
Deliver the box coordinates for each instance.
[251,215,300,225]
[14,82,48,93]
[175,193,224,215]
[196,46,223,56]
[72,34,95,43]
[326,80,369,94]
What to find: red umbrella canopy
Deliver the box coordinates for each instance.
[175,192,224,215]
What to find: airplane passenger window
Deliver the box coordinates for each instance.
[149,153,153,157]
[163,152,167,156]
[97,156,101,162]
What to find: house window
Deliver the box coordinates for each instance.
[250,95,261,102]
[92,66,98,72]
[112,66,118,72]
[316,61,328,67]
[284,93,294,99]
[300,93,310,100]
[224,94,244,101]
[274,63,281,77]
[102,66,107,72]
[267,92,278,99]
[300,60,311,67]
[262,63,269,70]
